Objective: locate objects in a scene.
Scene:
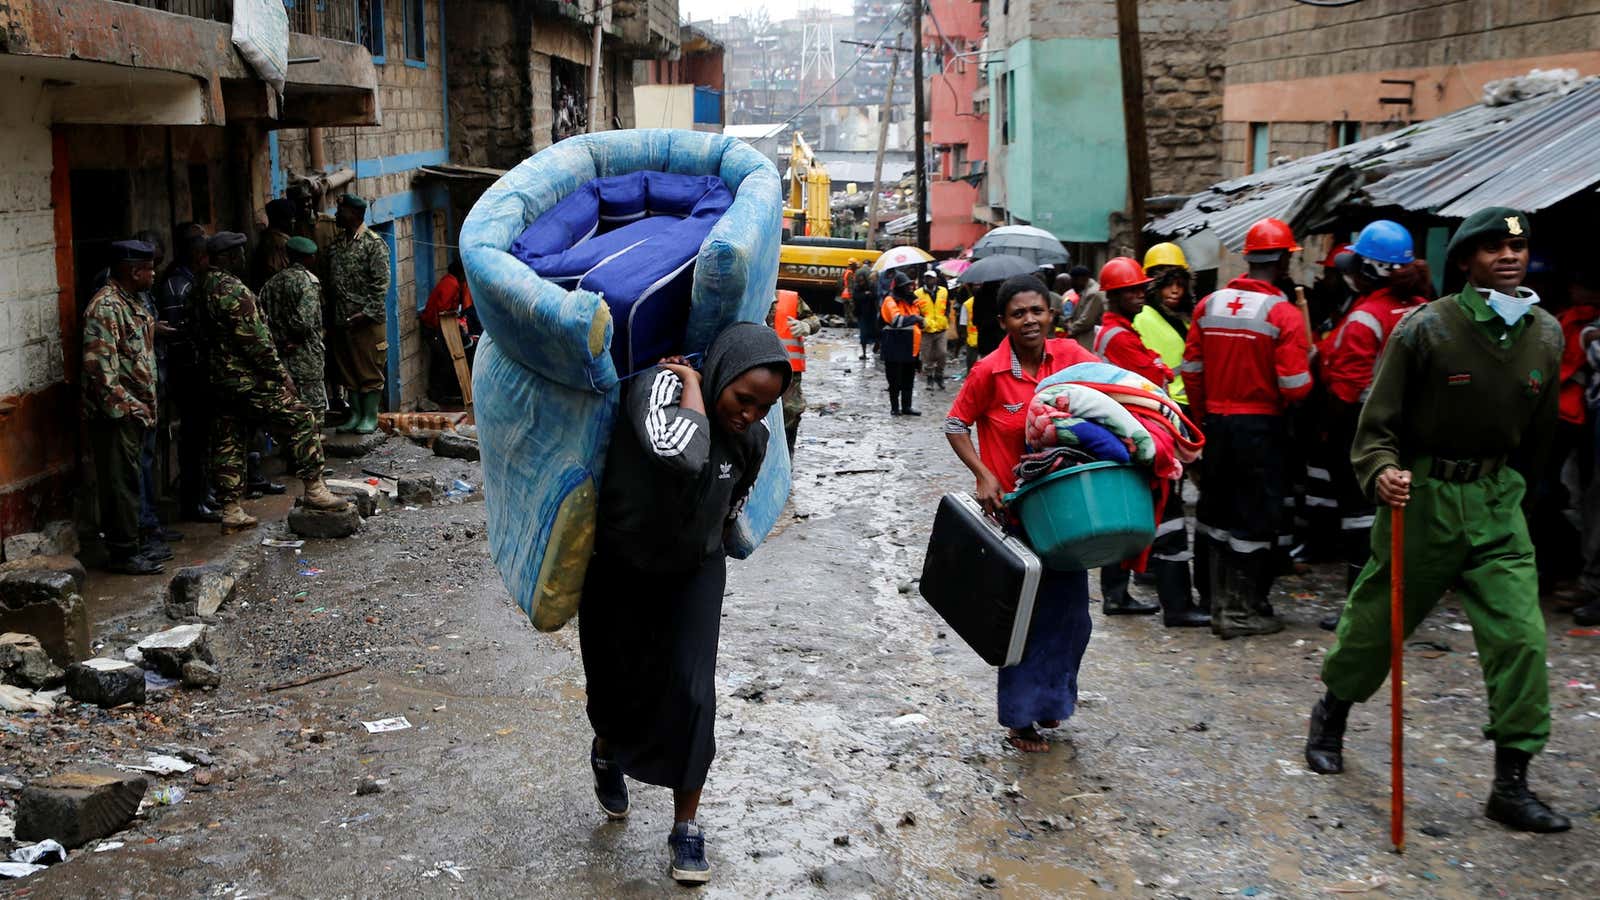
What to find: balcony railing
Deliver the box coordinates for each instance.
[120,1,358,44]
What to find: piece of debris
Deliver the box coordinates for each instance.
[15,768,148,848]
[164,565,237,619]
[64,658,146,707]
[287,504,363,539]
[324,479,380,517]
[260,538,306,549]
[897,812,916,827]
[181,660,222,689]
[150,786,186,806]
[396,475,440,505]
[119,755,194,776]
[356,778,383,796]
[0,570,91,667]
[0,632,65,688]
[432,431,481,462]
[0,684,57,714]
[889,713,928,728]
[1420,824,1451,837]
[362,716,412,733]
[134,624,215,679]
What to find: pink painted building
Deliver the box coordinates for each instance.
[927,0,988,254]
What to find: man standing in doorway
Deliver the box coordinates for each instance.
[82,240,164,575]
[326,193,391,435]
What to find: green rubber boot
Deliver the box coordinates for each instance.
[354,390,381,434]
[336,391,365,433]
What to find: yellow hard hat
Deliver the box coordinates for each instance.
[846,258,859,266]
[1142,242,1188,271]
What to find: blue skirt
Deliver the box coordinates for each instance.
[997,568,1092,729]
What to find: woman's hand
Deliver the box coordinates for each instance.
[1376,467,1412,508]
[976,469,1006,516]
[659,356,701,390]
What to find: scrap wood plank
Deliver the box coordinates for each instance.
[438,311,474,424]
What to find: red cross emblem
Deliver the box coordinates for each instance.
[1226,296,1245,315]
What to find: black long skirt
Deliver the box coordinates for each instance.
[578,551,726,791]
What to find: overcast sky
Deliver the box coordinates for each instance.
[681,0,855,25]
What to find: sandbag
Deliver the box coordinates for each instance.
[462,130,788,631]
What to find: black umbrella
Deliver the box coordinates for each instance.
[971,225,1071,267]
[957,254,1038,285]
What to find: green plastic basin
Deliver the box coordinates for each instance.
[1006,461,1155,571]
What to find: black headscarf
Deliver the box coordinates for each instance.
[699,321,792,443]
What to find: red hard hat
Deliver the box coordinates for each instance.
[1098,256,1153,293]
[1320,242,1352,269]
[1243,217,1302,254]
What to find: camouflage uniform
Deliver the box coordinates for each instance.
[326,226,391,392]
[82,281,157,556]
[259,263,328,429]
[194,268,325,505]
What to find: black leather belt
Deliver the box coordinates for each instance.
[1420,455,1505,483]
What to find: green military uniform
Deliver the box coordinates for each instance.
[259,260,328,429]
[327,222,391,394]
[194,266,326,505]
[82,278,157,558]
[766,294,820,454]
[1322,261,1560,755]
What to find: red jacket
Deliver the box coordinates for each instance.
[1181,277,1313,416]
[1095,310,1172,387]
[422,273,472,333]
[1317,286,1425,405]
[1558,303,1600,424]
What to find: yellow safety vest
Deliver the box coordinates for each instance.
[1132,306,1187,405]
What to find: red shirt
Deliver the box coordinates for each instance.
[1317,286,1425,405]
[1094,309,1172,387]
[422,273,472,333]
[1181,276,1313,416]
[946,337,1099,493]
[1558,303,1600,424]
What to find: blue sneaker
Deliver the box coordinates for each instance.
[667,821,710,885]
[590,739,628,820]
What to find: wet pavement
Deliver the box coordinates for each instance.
[13,333,1600,898]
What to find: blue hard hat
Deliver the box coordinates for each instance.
[1350,220,1414,266]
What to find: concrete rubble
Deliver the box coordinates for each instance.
[0,570,91,667]
[396,474,439,505]
[63,658,146,707]
[164,565,237,620]
[432,431,481,462]
[287,503,363,539]
[0,632,65,688]
[133,624,214,679]
[180,660,221,689]
[15,769,148,848]
[325,479,381,517]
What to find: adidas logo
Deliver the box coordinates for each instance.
[719,461,733,479]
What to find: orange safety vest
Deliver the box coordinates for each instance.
[775,289,807,373]
[841,268,854,301]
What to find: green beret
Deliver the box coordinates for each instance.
[286,236,318,255]
[1447,207,1530,260]
[338,193,368,210]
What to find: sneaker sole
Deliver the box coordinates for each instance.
[599,799,629,820]
[669,866,710,884]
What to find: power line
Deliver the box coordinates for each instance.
[772,2,908,133]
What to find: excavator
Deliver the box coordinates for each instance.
[779,132,880,314]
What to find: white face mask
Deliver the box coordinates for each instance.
[1483,286,1540,326]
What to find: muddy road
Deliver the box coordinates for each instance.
[18,334,1600,898]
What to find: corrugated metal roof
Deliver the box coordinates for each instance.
[1148,77,1596,250]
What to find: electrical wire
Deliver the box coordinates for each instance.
[1291,0,1364,6]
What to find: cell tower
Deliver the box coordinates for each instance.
[799,2,837,84]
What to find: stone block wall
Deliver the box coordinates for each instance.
[0,76,62,401]
[1141,1,1230,197]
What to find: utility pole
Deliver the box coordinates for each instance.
[865,54,898,246]
[586,14,604,133]
[1115,0,1152,253]
[911,1,929,250]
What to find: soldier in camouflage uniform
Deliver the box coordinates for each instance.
[259,237,328,433]
[82,240,165,575]
[193,232,349,532]
[326,193,391,434]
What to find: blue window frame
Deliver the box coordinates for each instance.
[358,0,386,63]
[403,0,426,67]
[1250,122,1270,173]
[374,221,400,408]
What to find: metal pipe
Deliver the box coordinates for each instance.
[308,127,327,172]
[587,16,604,133]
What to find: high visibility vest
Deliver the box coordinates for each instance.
[1133,306,1188,405]
[775,289,806,373]
[841,269,854,301]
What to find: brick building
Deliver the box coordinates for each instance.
[1222,0,1600,178]
[983,0,1227,259]
[926,0,988,255]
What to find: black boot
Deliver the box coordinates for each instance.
[1101,565,1159,615]
[1573,598,1600,626]
[1484,746,1571,833]
[901,382,919,416]
[1155,559,1209,627]
[1304,692,1352,774]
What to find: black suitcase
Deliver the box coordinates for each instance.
[918,493,1043,667]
